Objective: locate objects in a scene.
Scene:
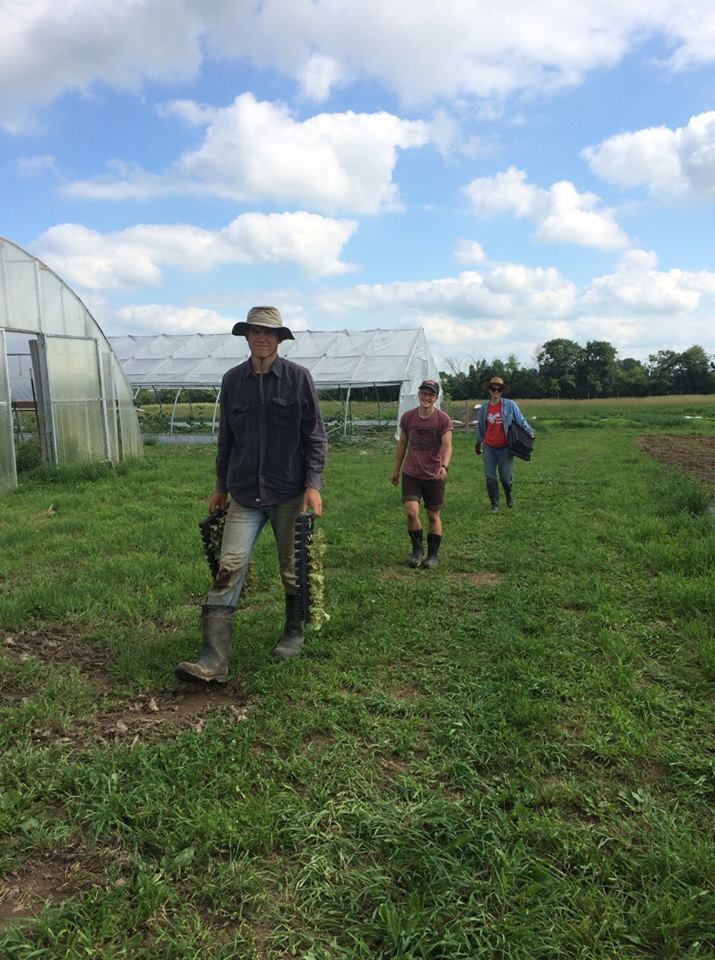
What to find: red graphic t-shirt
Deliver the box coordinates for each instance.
[399,407,453,479]
[484,402,507,448]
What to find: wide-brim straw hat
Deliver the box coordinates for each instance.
[482,375,509,394]
[232,305,294,342]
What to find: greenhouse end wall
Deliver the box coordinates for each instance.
[1,236,143,491]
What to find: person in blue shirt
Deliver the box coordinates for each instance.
[474,376,534,512]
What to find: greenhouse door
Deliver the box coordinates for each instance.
[0,330,18,492]
[36,335,111,465]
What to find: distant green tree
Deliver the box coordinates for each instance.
[501,354,540,397]
[648,350,681,394]
[676,345,715,393]
[536,339,583,397]
[576,340,618,398]
[615,358,649,397]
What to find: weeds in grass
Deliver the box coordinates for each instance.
[658,474,710,516]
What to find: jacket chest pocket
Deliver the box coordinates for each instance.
[272,396,299,425]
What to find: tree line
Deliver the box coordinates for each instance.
[440,340,715,400]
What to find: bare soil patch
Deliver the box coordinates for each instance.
[379,756,409,779]
[0,839,128,928]
[3,625,111,690]
[301,731,335,752]
[638,434,715,487]
[32,686,251,750]
[390,680,424,702]
[2,626,253,748]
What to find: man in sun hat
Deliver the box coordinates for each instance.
[175,306,327,683]
[474,375,534,512]
[391,378,453,569]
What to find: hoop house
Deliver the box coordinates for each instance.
[1,236,142,493]
[110,328,440,437]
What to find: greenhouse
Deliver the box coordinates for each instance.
[1,236,143,493]
[109,328,441,437]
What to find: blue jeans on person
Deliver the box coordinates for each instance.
[207,494,303,608]
[482,444,513,485]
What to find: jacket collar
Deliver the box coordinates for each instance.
[243,354,285,378]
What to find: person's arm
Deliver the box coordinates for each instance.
[391,430,408,485]
[511,400,535,438]
[211,373,233,509]
[300,371,328,515]
[474,405,483,454]
[438,428,453,479]
[208,490,228,512]
[302,487,322,516]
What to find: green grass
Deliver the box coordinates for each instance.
[445,394,715,432]
[1,407,714,958]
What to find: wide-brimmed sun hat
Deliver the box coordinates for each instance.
[482,375,509,394]
[231,305,295,342]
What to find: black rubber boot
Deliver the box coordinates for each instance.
[175,604,234,683]
[408,528,424,567]
[486,479,499,513]
[502,482,514,508]
[422,533,441,569]
[272,594,305,659]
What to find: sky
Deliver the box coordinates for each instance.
[2,0,715,371]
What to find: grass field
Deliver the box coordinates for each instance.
[1,401,714,958]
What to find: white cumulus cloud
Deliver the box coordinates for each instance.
[115,304,240,336]
[583,248,715,312]
[319,263,576,322]
[454,239,487,265]
[6,3,715,128]
[63,94,431,214]
[113,302,310,336]
[34,212,358,290]
[582,111,715,201]
[464,166,628,250]
[297,54,345,101]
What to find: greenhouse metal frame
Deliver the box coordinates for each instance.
[1,236,143,493]
[109,328,441,437]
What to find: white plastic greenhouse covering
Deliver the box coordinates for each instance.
[109,328,441,434]
[0,236,143,493]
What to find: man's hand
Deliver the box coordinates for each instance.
[474,441,482,456]
[209,491,228,512]
[390,469,399,486]
[302,487,323,516]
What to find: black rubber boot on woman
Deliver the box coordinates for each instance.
[408,528,424,567]
[502,482,514,508]
[422,533,441,569]
[486,479,499,513]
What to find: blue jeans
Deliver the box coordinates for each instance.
[207,495,303,607]
[482,444,513,485]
